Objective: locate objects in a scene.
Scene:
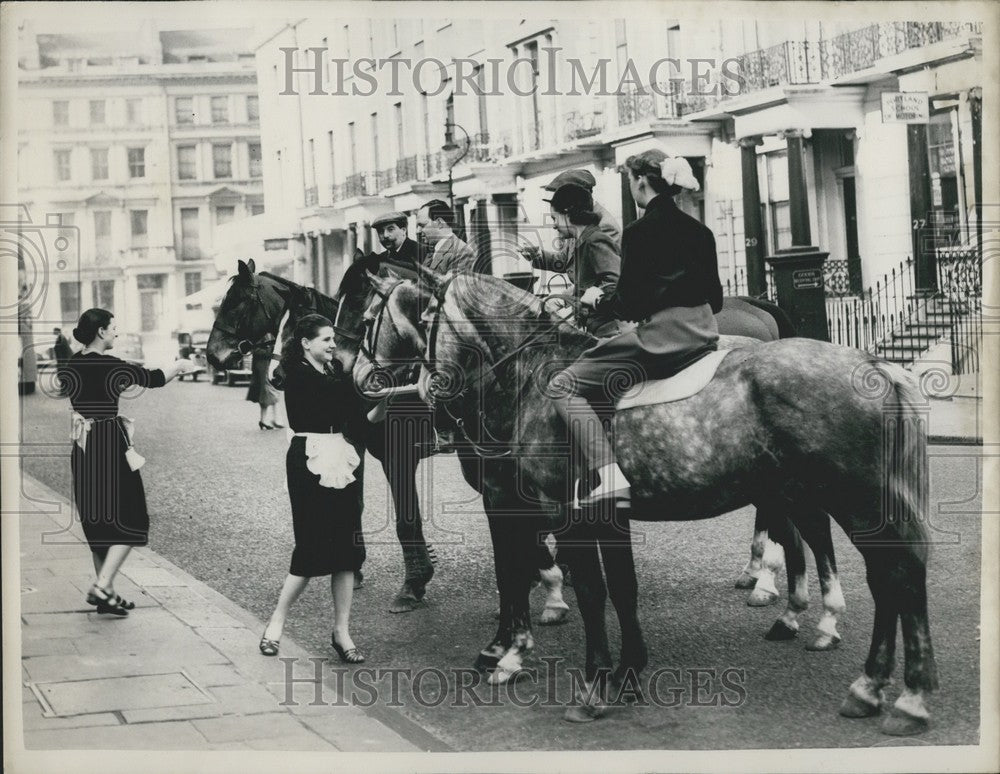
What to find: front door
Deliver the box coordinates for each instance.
[140,289,162,332]
[842,176,862,294]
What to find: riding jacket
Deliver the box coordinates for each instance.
[596,194,723,323]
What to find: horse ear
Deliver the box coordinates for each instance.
[414,262,447,297]
[237,259,249,276]
[247,258,256,273]
[366,270,396,297]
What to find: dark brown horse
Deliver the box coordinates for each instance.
[360,271,937,735]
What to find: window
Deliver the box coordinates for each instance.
[59,282,81,322]
[176,96,194,124]
[342,25,351,62]
[180,208,200,260]
[94,210,111,263]
[91,280,114,311]
[421,92,430,155]
[666,24,680,61]
[211,96,229,124]
[126,98,142,125]
[395,103,404,157]
[128,147,145,178]
[177,145,196,179]
[391,21,399,50]
[54,149,71,181]
[760,152,791,253]
[130,210,148,244]
[89,100,106,125]
[348,122,357,175]
[212,144,232,178]
[306,138,316,188]
[246,95,259,121]
[251,203,265,216]
[53,101,69,126]
[445,93,455,141]
[215,206,235,225]
[327,130,335,184]
[614,20,628,79]
[184,272,202,297]
[90,148,109,180]
[248,142,262,177]
[476,66,488,136]
[370,113,379,171]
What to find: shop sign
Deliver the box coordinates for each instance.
[881,91,929,123]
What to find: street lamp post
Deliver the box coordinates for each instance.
[442,121,470,214]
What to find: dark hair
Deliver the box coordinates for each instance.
[549,184,601,226]
[623,150,682,197]
[73,308,114,345]
[280,313,334,375]
[422,199,456,229]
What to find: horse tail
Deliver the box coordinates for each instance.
[881,361,930,556]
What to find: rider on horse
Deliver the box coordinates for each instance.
[552,148,724,507]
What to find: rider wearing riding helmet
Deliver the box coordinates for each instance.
[553,148,723,506]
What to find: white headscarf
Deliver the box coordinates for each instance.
[659,157,700,192]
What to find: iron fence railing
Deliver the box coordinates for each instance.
[936,247,982,374]
[721,265,777,303]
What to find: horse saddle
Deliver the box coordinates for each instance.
[616,350,732,411]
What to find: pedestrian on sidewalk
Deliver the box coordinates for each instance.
[259,314,367,663]
[247,342,285,430]
[59,308,198,616]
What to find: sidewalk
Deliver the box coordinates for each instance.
[923,373,985,445]
[14,473,448,754]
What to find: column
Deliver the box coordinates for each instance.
[739,136,766,296]
[309,235,320,288]
[907,123,935,291]
[317,231,327,293]
[786,130,812,246]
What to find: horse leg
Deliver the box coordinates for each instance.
[795,510,846,651]
[476,506,514,672]
[559,521,613,723]
[380,413,435,613]
[839,564,898,720]
[736,509,768,588]
[747,504,784,607]
[595,510,647,701]
[534,518,570,625]
[490,499,537,685]
[762,511,809,641]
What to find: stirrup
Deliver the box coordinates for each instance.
[576,478,631,508]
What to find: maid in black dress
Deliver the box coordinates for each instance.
[258,314,367,663]
[59,308,197,615]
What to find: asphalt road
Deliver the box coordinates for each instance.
[19,370,982,751]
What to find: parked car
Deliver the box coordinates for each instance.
[211,350,254,386]
[177,330,211,382]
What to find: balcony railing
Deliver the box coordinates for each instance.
[467,132,512,163]
[617,84,716,126]
[724,22,982,101]
[331,172,375,202]
[564,110,606,141]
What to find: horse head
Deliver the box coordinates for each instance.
[206,259,288,370]
[353,271,439,397]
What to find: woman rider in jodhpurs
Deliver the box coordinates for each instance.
[552,148,724,506]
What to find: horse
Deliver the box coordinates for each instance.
[360,270,937,736]
[357,270,846,654]
[205,259,571,634]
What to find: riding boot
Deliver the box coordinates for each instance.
[554,394,630,506]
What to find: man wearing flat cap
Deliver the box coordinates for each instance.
[519,168,622,273]
[364,211,422,277]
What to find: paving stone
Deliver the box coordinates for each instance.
[145,586,212,607]
[245,733,338,751]
[25,720,211,750]
[207,683,290,716]
[21,636,80,658]
[119,566,188,587]
[192,712,306,743]
[183,663,246,687]
[21,698,121,731]
[34,672,213,716]
[20,590,95,615]
[168,604,245,630]
[122,702,225,724]
[298,712,419,752]
[264,680,342,716]
[22,648,228,683]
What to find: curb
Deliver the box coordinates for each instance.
[20,473,452,754]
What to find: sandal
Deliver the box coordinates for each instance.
[331,637,364,664]
[259,635,280,657]
[86,585,129,617]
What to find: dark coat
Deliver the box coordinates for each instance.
[596,194,723,323]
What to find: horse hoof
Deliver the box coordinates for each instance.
[539,605,570,626]
[806,633,842,651]
[563,704,605,723]
[488,667,524,685]
[764,620,799,641]
[475,652,500,672]
[389,592,425,614]
[735,571,759,589]
[839,693,881,718]
[747,589,779,607]
[880,707,929,736]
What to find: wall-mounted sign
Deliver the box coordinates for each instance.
[880,91,929,124]
[264,238,289,251]
[792,268,823,290]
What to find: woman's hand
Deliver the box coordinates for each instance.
[580,286,604,308]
